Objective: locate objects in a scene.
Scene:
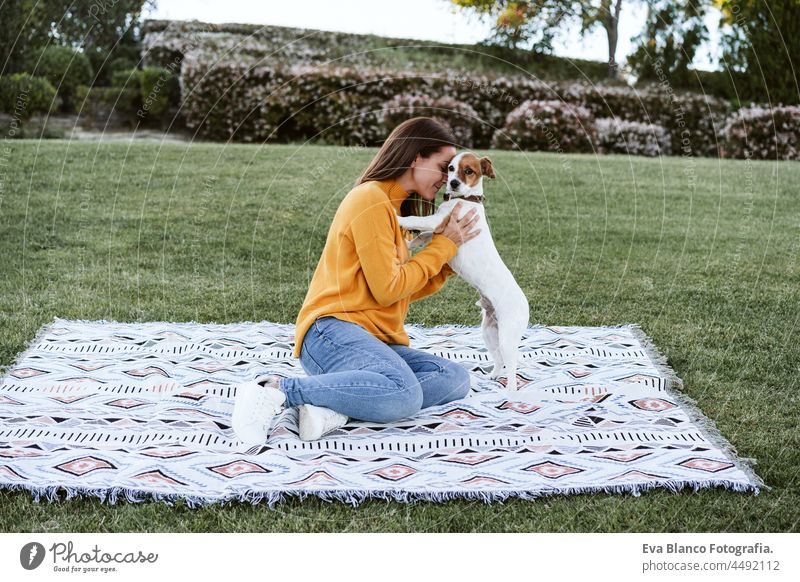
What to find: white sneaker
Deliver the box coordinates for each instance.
[232,380,286,447]
[253,372,283,386]
[298,404,348,441]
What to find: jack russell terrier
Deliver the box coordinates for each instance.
[398,152,530,391]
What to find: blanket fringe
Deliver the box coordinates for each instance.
[422,320,768,493]
[0,317,768,508]
[0,475,762,510]
[613,322,770,494]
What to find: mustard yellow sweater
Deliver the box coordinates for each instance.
[292,178,459,358]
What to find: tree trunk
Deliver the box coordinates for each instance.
[605,0,623,79]
[606,23,618,78]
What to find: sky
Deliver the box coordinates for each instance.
[144,0,721,71]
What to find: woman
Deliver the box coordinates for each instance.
[233,117,482,446]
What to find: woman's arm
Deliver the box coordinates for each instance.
[349,194,458,307]
[409,264,456,303]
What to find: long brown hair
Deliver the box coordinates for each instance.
[356,117,456,240]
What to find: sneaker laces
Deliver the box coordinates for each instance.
[245,385,285,427]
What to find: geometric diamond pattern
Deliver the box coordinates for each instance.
[0,317,766,508]
[55,456,116,476]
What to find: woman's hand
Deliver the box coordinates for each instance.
[434,201,481,246]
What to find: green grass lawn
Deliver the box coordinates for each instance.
[0,140,797,532]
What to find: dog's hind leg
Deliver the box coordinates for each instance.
[493,296,530,392]
[495,316,522,392]
[477,296,504,381]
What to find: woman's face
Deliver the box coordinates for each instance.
[411,146,457,201]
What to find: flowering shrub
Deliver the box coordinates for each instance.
[150,19,747,158]
[140,19,609,81]
[382,93,479,147]
[491,100,597,153]
[177,54,729,156]
[720,105,800,161]
[179,56,426,143]
[595,118,671,156]
[566,82,729,157]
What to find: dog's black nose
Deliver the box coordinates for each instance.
[449,179,459,189]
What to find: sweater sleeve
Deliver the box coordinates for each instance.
[410,263,457,302]
[350,201,459,307]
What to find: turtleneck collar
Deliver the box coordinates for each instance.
[375,178,411,214]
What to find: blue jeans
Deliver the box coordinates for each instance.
[279,316,471,423]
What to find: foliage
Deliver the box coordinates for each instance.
[0,1,152,85]
[595,117,671,156]
[139,67,179,121]
[141,18,610,83]
[720,105,800,160]
[382,94,479,147]
[177,52,732,157]
[74,84,141,127]
[627,0,710,86]
[451,0,573,52]
[451,0,632,78]
[0,74,58,118]
[21,45,92,112]
[491,99,598,152]
[111,68,143,89]
[0,1,53,75]
[715,0,800,105]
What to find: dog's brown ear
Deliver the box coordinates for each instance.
[480,156,496,179]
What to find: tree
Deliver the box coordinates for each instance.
[715,0,800,105]
[451,0,572,53]
[0,0,154,83]
[579,0,625,78]
[0,0,54,75]
[451,0,635,78]
[627,0,710,86]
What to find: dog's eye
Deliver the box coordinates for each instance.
[465,168,474,175]
[448,165,454,172]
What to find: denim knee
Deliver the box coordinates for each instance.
[367,378,424,423]
[444,363,472,400]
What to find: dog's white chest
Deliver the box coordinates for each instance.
[444,204,507,286]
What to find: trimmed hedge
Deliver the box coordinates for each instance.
[138,67,180,120]
[74,85,140,127]
[109,66,180,124]
[141,19,610,82]
[111,67,142,89]
[0,74,57,118]
[567,82,729,157]
[382,93,479,148]
[23,46,92,112]
[596,118,671,156]
[491,100,597,153]
[138,18,800,160]
[143,19,798,160]
[177,55,730,158]
[720,105,800,161]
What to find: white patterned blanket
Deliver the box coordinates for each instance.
[0,317,767,507]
